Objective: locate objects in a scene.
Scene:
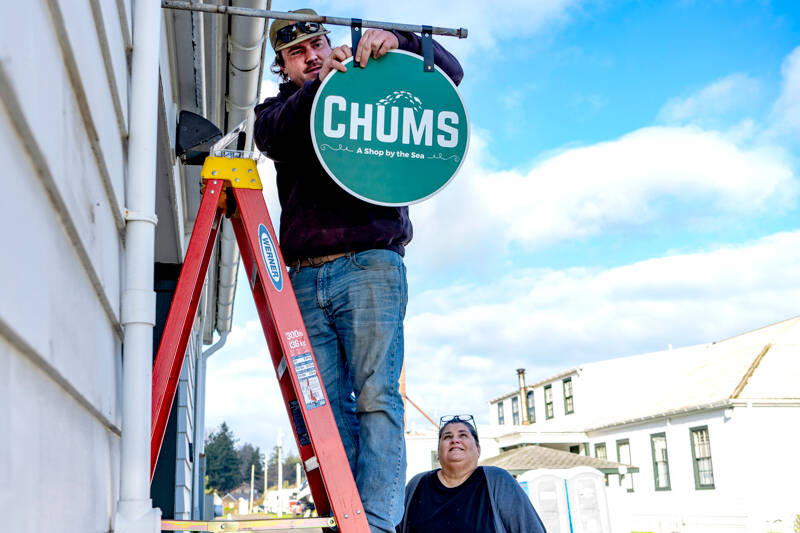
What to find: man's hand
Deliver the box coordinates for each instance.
[319,45,352,81]
[355,29,399,68]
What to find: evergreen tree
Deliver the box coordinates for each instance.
[237,442,265,493]
[205,422,241,492]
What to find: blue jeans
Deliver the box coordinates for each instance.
[289,249,408,533]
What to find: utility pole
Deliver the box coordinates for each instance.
[263,452,269,502]
[277,430,283,516]
[248,463,255,513]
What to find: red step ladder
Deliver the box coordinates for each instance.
[150,151,370,532]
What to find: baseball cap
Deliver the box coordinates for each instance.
[270,9,330,52]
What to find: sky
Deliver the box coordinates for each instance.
[204,0,800,455]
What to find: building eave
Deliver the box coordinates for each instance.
[585,399,733,432]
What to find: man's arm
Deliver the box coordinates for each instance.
[392,31,464,86]
[253,79,320,161]
[254,42,355,161]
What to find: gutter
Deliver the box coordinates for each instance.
[213,0,269,336]
[586,399,732,432]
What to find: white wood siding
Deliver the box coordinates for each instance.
[0,0,213,528]
[0,0,131,531]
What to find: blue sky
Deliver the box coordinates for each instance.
[205,0,800,453]
[476,0,798,163]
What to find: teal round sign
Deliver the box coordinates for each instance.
[311,50,469,206]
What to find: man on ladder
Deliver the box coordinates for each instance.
[253,10,463,532]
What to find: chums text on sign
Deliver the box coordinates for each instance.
[322,96,460,148]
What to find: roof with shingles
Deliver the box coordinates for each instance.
[480,444,633,473]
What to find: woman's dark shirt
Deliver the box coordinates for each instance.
[404,468,496,533]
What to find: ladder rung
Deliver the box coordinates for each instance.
[161,516,336,531]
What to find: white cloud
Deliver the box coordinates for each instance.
[402,230,800,426]
[653,47,800,145]
[407,126,797,270]
[657,73,761,125]
[772,46,800,135]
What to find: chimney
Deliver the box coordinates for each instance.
[517,368,528,424]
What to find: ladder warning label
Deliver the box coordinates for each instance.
[292,353,326,410]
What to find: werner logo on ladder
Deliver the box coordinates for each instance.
[258,224,284,291]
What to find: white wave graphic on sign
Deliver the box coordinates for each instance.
[376,90,423,112]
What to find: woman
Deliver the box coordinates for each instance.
[397,415,546,533]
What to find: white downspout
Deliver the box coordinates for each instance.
[115,0,162,531]
[192,330,229,519]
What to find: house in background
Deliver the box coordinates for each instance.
[487,315,800,533]
[0,2,269,531]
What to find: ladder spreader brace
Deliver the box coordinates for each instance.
[151,151,370,532]
[161,516,336,531]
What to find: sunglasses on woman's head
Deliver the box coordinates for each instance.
[439,414,475,429]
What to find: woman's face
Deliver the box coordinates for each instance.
[438,422,480,471]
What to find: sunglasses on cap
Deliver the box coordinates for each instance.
[276,21,321,45]
[439,414,476,429]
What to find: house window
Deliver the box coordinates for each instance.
[563,377,574,414]
[690,426,715,489]
[569,445,580,454]
[595,443,607,460]
[650,433,671,491]
[497,402,505,425]
[526,390,535,423]
[511,397,520,425]
[595,443,609,486]
[616,439,634,492]
[544,385,554,419]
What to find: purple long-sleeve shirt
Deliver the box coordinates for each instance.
[253,31,463,264]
